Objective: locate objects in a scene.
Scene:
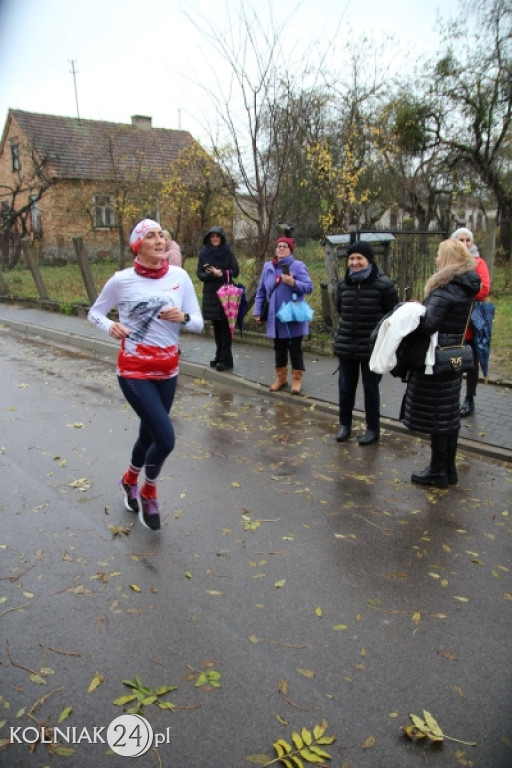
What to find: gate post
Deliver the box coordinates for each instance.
[72,237,98,305]
[21,237,48,299]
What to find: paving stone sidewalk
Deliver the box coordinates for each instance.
[0,302,511,461]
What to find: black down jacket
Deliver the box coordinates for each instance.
[333,262,399,361]
[402,269,481,435]
[196,227,239,321]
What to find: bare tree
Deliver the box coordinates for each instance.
[0,143,54,269]
[422,0,512,258]
[185,1,335,282]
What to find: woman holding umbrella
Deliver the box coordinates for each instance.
[197,227,239,371]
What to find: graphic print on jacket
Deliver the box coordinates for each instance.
[127,296,171,343]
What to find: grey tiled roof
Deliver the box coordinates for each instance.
[7,109,196,181]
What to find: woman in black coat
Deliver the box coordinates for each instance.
[197,227,239,371]
[333,241,399,445]
[402,238,481,488]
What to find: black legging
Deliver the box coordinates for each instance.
[273,336,304,370]
[118,376,177,481]
[212,315,233,365]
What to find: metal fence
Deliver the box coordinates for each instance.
[293,231,447,332]
[1,230,447,341]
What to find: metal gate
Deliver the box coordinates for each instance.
[349,230,447,301]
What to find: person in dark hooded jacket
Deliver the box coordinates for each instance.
[197,227,239,371]
[333,241,399,445]
[402,238,481,488]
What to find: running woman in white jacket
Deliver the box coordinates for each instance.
[88,219,203,530]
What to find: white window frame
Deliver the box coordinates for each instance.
[93,194,115,228]
[30,194,41,234]
[11,142,20,171]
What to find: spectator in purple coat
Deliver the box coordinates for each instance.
[254,237,313,394]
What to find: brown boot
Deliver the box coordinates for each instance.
[291,369,303,394]
[269,367,288,392]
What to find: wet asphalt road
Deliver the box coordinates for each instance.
[0,329,511,768]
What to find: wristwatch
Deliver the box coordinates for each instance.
[181,312,190,325]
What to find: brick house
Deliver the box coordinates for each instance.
[0,109,198,263]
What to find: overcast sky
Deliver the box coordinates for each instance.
[0,0,461,147]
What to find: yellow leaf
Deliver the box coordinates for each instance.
[315,606,323,618]
[410,714,426,730]
[249,635,259,644]
[504,593,512,600]
[423,710,444,739]
[301,727,312,745]
[29,673,47,686]
[308,745,332,759]
[362,736,375,749]
[412,612,421,625]
[88,672,104,692]
[299,748,324,764]
[291,731,304,750]
[332,624,348,630]
[453,596,469,602]
[297,668,315,678]
[274,579,286,588]
[54,746,76,756]
[113,695,137,706]
[58,706,73,723]
[129,584,141,592]
[273,741,285,758]
[206,590,222,595]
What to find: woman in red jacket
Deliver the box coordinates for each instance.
[451,228,491,417]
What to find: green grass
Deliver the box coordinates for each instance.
[2,255,511,380]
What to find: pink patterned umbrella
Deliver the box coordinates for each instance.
[216,280,244,339]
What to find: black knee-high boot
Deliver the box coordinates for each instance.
[447,430,459,485]
[411,434,449,489]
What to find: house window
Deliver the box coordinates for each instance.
[93,195,115,228]
[11,143,20,171]
[30,195,41,235]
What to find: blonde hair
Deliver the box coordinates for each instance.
[424,239,475,297]
[437,239,472,269]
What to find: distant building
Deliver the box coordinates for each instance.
[0,109,198,262]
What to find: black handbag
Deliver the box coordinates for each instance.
[432,306,474,375]
[260,283,277,322]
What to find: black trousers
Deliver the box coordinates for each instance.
[338,358,382,432]
[212,315,233,365]
[464,339,479,397]
[273,336,304,370]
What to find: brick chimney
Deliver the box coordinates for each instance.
[131,115,152,130]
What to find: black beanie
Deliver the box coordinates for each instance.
[347,240,374,262]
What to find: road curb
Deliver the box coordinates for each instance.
[2,316,511,465]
